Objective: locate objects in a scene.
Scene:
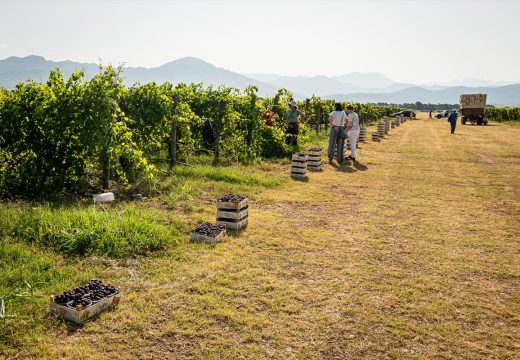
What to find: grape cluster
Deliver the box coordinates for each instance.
[54,279,118,308]
[308,147,323,152]
[193,222,225,236]
[218,194,246,202]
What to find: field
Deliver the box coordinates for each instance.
[1,112,519,359]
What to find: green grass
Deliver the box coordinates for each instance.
[169,164,282,187]
[1,116,519,358]
[0,204,185,258]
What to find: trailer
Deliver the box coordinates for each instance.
[460,94,488,125]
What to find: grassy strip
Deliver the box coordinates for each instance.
[0,204,185,258]
[169,164,282,187]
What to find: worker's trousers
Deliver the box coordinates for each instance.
[450,121,456,134]
[328,126,344,163]
[347,128,360,158]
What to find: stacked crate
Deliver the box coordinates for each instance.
[372,132,380,141]
[307,148,323,171]
[291,153,308,179]
[377,122,386,139]
[359,125,367,143]
[384,118,391,134]
[217,196,249,230]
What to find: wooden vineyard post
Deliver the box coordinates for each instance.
[291,153,308,180]
[316,106,321,134]
[213,101,226,165]
[170,94,179,168]
[102,155,110,190]
[305,98,310,126]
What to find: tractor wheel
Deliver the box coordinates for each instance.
[461,117,466,125]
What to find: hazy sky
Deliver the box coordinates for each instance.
[1,0,519,84]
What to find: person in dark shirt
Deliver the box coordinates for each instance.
[286,100,305,145]
[448,111,458,134]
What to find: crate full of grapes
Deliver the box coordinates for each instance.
[50,279,121,324]
[216,194,249,230]
[190,222,226,244]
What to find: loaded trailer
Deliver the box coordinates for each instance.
[460,93,488,125]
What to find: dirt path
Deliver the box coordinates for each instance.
[49,115,520,359]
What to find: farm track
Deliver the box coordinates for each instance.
[45,115,520,359]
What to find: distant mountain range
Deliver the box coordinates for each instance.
[1,55,519,106]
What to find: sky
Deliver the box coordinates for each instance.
[1,0,520,84]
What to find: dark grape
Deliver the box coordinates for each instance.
[54,279,118,308]
[218,194,246,202]
[193,222,225,236]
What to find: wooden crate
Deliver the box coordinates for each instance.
[307,150,322,157]
[377,123,386,138]
[290,173,308,180]
[217,198,248,211]
[217,207,248,220]
[217,217,248,230]
[291,161,307,168]
[292,154,308,161]
[307,165,323,172]
[359,126,367,142]
[50,292,122,324]
[190,229,226,244]
[372,132,379,141]
[290,167,307,174]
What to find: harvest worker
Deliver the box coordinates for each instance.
[327,103,347,163]
[286,100,304,145]
[345,105,360,161]
[448,110,458,134]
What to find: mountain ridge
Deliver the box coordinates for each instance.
[1,55,519,105]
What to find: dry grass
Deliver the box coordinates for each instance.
[2,113,520,359]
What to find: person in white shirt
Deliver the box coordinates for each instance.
[327,103,347,163]
[345,105,360,161]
